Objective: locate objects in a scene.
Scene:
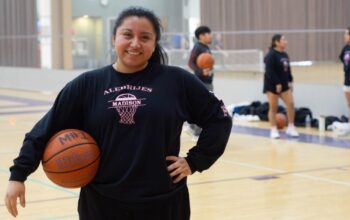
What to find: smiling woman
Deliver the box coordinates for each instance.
[4,6,232,220]
[113,16,156,73]
[111,7,168,73]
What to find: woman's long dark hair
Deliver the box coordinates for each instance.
[269,34,283,49]
[112,7,168,64]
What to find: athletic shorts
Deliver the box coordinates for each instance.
[78,185,190,220]
[263,77,289,94]
[343,85,350,93]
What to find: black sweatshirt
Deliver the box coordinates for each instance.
[9,63,232,204]
[339,44,350,86]
[188,42,213,84]
[264,49,293,85]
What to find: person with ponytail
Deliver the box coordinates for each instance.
[339,27,350,131]
[263,34,299,139]
[5,7,232,219]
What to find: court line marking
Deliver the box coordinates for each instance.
[0,95,53,106]
[218,159,350,187]
[231,125,350,149]
[0,109,49,115]
[0,196,77,207]
[35,215,78,220]
[189,163,350,186]
[0,151,21,155]
[0,94,51,115]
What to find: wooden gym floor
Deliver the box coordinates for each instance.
[0,87,350,220]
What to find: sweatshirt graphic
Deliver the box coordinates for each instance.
[108,92,147,125]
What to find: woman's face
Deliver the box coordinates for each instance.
[276,36,287,50]
[113,16,156,73]
[344,30,350,44]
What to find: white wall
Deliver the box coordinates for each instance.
[0,67,82,92]
[0,67,347,118]
[214,77,348,118]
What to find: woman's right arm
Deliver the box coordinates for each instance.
[339,47,344,63]
[10,76,85,182]
[4,74,86,217]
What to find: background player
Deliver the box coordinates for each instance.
[263,34,299,139]
[339,27,350,132]
[187,26,214,139]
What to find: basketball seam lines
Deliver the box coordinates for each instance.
[42,142,98,163]
[43,154,100,173]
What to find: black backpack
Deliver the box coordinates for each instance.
[325,116,341,130]
[255,102,286,121]
[294,107,313,127]
[256,103,269,121]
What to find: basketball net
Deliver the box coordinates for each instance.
[116,105,138,124]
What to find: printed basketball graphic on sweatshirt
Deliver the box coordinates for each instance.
[221,104,229,117]
[281,58,289,72]
[108,93,145,125]
[344,52,350,66]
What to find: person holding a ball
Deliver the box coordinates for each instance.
[4,7,231,220]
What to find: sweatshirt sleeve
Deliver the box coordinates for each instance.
[183,74,232,173]
[264,52,281,85]
[9,75,86,182]
[287,56,293,82]
[339,47,344,63]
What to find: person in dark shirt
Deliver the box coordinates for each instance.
[187,26,214,140]
[263,34,299,139]
[339,27,350,130]
[4,7,232,220]
[188,26,214,90]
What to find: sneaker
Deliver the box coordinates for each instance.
[270,129,280,139]
[286,127,299,137]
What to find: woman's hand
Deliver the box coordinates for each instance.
[4,181,26,217]
[166,156,192,183]
[202,68,210,76]
[276,84,282,93]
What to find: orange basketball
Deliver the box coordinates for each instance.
[196,52,215,69]
[42,129,100,188]
[276,113,287,130]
